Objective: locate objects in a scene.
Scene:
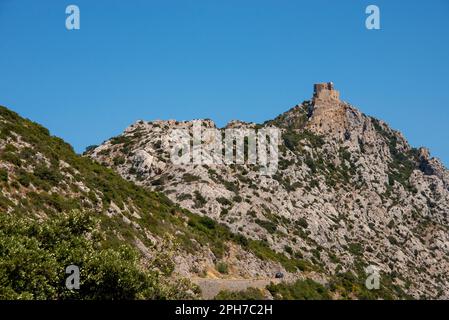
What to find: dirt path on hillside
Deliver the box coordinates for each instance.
[192,278,282,299]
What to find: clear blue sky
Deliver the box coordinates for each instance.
[1,0,448,165]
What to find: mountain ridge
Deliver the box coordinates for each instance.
[86,83,449,299]
[1,83,449,299]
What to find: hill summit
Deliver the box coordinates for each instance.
[87,83,449,299]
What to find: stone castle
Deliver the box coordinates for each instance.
[307,82,348,139]
[313,82,340,103]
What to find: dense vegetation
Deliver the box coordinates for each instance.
[268,279,330,300]
[215,287,265,300]
[0,210,193,299]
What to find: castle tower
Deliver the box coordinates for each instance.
[307,82,348,139]
[313,82,340,103]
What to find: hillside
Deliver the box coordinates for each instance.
[0,105,325,299]
[86,83,449,299]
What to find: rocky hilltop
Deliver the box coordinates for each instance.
[87,83,449,299]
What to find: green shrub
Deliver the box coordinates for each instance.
[267,279,330,300]
[110,135,131,146]
[223,180,239,193]
[347,243,363,256]
[177,193,192,201]
[255,219,277,234]
[33,165,62,186]
[0,194,13,211]
[198,216,217,230]
[216,262,229,274]
[296,217,308,228]
[388,236,398,245]
[0,152,21,167]
[215,287,265,300]
[84,145,98,154]
[193,191,207,208]
[17,170,31,187]
[113,156,126,166]
[282,129,324,152]
[232,195,243,203]
[284,245,293,255]
[246,240,309,273]
[216,197,232,206]
[0,210,192,300]
[0,168,8,182]
[183,173,201,183]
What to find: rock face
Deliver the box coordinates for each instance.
[87,83,449,299]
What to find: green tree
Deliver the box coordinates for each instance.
[0,210,197,300]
